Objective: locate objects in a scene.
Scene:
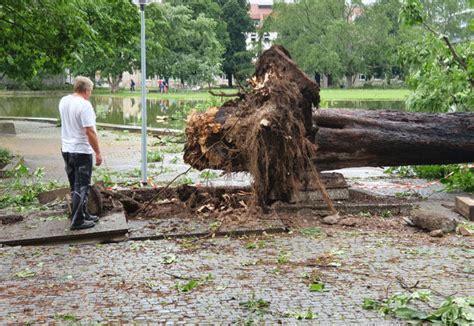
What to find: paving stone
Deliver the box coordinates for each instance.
[1,231,470,324]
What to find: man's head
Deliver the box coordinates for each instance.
[73,76,94,99]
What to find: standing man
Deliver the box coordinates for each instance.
[59,76,102,230]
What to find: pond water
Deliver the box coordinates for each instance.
[0,95,406,130]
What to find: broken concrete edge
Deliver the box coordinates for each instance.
[37,187,70,205]
[128,226,288,242]
[273,202,413,216]
[0,156,24,178]
[0,116,182,136]
[0,227,128,246]
[0,116,58,124]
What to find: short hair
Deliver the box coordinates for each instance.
[73,76,94,93]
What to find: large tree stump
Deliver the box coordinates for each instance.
[185,45,321,206]
[183,45,474,205]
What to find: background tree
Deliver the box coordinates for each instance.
[217,0,254,87]
[355,0,405,82]
[68,0,139,93]
[267,0,403,87]
[0,0,89,84]
[400,0,473,112]
[146,3,224,86]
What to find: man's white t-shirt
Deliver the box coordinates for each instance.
[59,94,96,154]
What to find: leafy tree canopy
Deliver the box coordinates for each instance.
[0,0,90,81]
[217,0,254,87]
[266,0,405,86]
[68,0,140,92]
[400,0,473,112]
[146,3,224,85]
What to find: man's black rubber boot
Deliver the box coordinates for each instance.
[85,214,99,222]
[70,220,95,230]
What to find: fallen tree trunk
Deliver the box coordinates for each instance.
[183,45,474,205]
[313,109,474,170]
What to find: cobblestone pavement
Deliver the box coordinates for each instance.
[1,228,472,324]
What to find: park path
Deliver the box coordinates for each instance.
[1,120,143,183]
[1,227,472,324]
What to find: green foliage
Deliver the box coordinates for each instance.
[363,291,474,325]
[68,0,140,93]
[0,0,91,81]
[199,170,219,181]
[0,148,13,166]
[146,3,224,85]
[147,151,164,163]
[177,176,193,185]
[399,0,473,112]
[175,273,213,293]
[239,293,271,314]
[0,164,58,209]
[276,250,290,264]
[217,0,255,86]
[386,164,474,192]
[13,269,36,278]
[284,308,318,320]
[309,282,326,292]
[245,240,266,250]
[267,0,404,86]
[54,314,78,322]
[381,210,393,218]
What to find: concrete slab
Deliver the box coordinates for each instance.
[128,216,286,240]
[0,212,128,246]
[455,196,474,221]
[0,122,16,134]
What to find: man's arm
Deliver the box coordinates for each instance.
[84,127,102,166]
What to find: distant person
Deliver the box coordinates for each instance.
[130,79,135,91]
[59,76,102,230]
[164,81,168,93]
[159,79,164,93]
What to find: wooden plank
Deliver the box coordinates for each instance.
[455,196,474,221]
[0,212,128,246]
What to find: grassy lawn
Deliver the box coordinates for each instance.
[1,88,411,101]
[93,88,410,101]
[321,89,410,101]
[93,88,237,100]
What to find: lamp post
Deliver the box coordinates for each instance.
[134,0,151,185]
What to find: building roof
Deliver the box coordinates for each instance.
[249,3,273,22]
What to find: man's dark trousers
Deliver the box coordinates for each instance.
[62,152,92,226]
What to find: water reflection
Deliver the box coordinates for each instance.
[0,95,406,130]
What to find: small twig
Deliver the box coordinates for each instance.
[163,271,190,280]
[396,276,420,291]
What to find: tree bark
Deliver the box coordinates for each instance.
[313,109,474,171]
[185,107,474,172]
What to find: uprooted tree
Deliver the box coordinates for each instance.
[183,45,474,207]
